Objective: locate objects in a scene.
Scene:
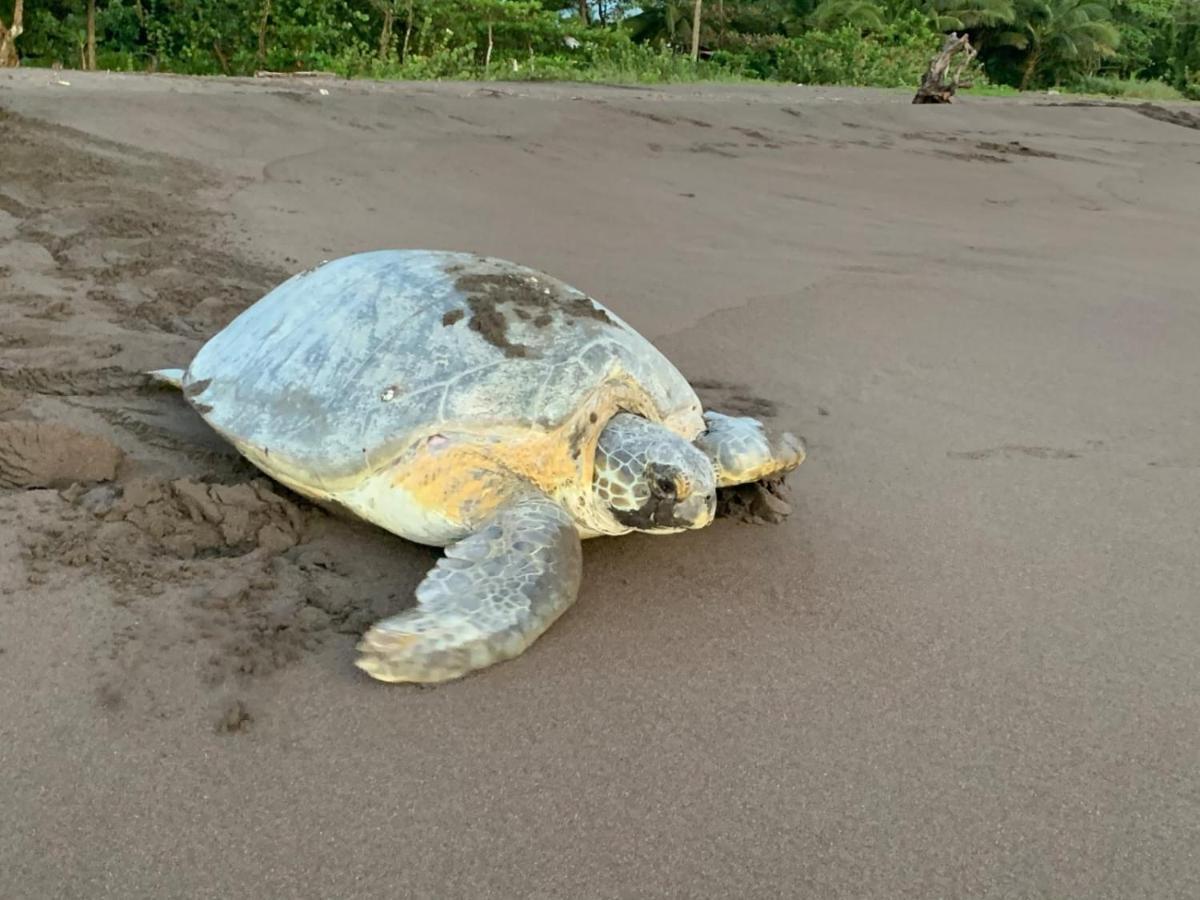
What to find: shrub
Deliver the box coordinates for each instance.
[1073,74,1186,99]
[755,11,944,88]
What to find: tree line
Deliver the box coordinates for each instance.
[1,0,1197,96]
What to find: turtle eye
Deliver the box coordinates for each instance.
[655,474,677,497]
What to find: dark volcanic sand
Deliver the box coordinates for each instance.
[1,70,1199,899]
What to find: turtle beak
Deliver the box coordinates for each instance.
[678,490,716,529]
[668,481,715,530]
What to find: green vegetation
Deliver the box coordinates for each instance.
[1,0,1197,97]
[1074,74,1185,98]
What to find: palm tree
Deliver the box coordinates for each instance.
[0,0,24,67]
[691,0,702,60]
[804,0,1016,36]
[627,0,801,47]
[807,0,886,32]
[991,0,1120,89]
[1169,0,1200,91]
[86,0,97,70]
[926,0,1015,31]
[627,0,699,49]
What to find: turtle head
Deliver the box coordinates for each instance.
[592,413,716,534]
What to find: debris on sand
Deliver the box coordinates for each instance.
[215,698,253,734]
[716,475,794,526]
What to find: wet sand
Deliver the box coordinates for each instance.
[1,70,1199,898]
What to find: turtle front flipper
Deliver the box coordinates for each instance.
[355,493,583,684]
[694,411,807,487]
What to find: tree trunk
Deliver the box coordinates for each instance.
[402,0,414,62]
[0,0,25,68]
[257,0,272,68]
[485,21,493,70]
[577,0,589,25]
[212,39,231,75]
[86,0,97,70]
[690,0,702,62]
[1019,45,1041,91]
[379,6,394,60]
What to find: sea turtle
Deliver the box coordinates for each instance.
[150,249,806,684]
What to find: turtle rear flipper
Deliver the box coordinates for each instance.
[146,368,186,389]
[355,492,582,684]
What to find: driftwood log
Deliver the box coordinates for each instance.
[913,33,976,105]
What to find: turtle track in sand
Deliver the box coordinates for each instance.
[0,106,285,359]
[0,421,124,489]
[13,476,386,728]
[690,377,780,420]
[0,103,402,730]
[0,364,151,396]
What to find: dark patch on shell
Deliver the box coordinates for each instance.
[454,271,617,359]
[466,293,527,358]
[442,308,465,326]
[184,377,212,398]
